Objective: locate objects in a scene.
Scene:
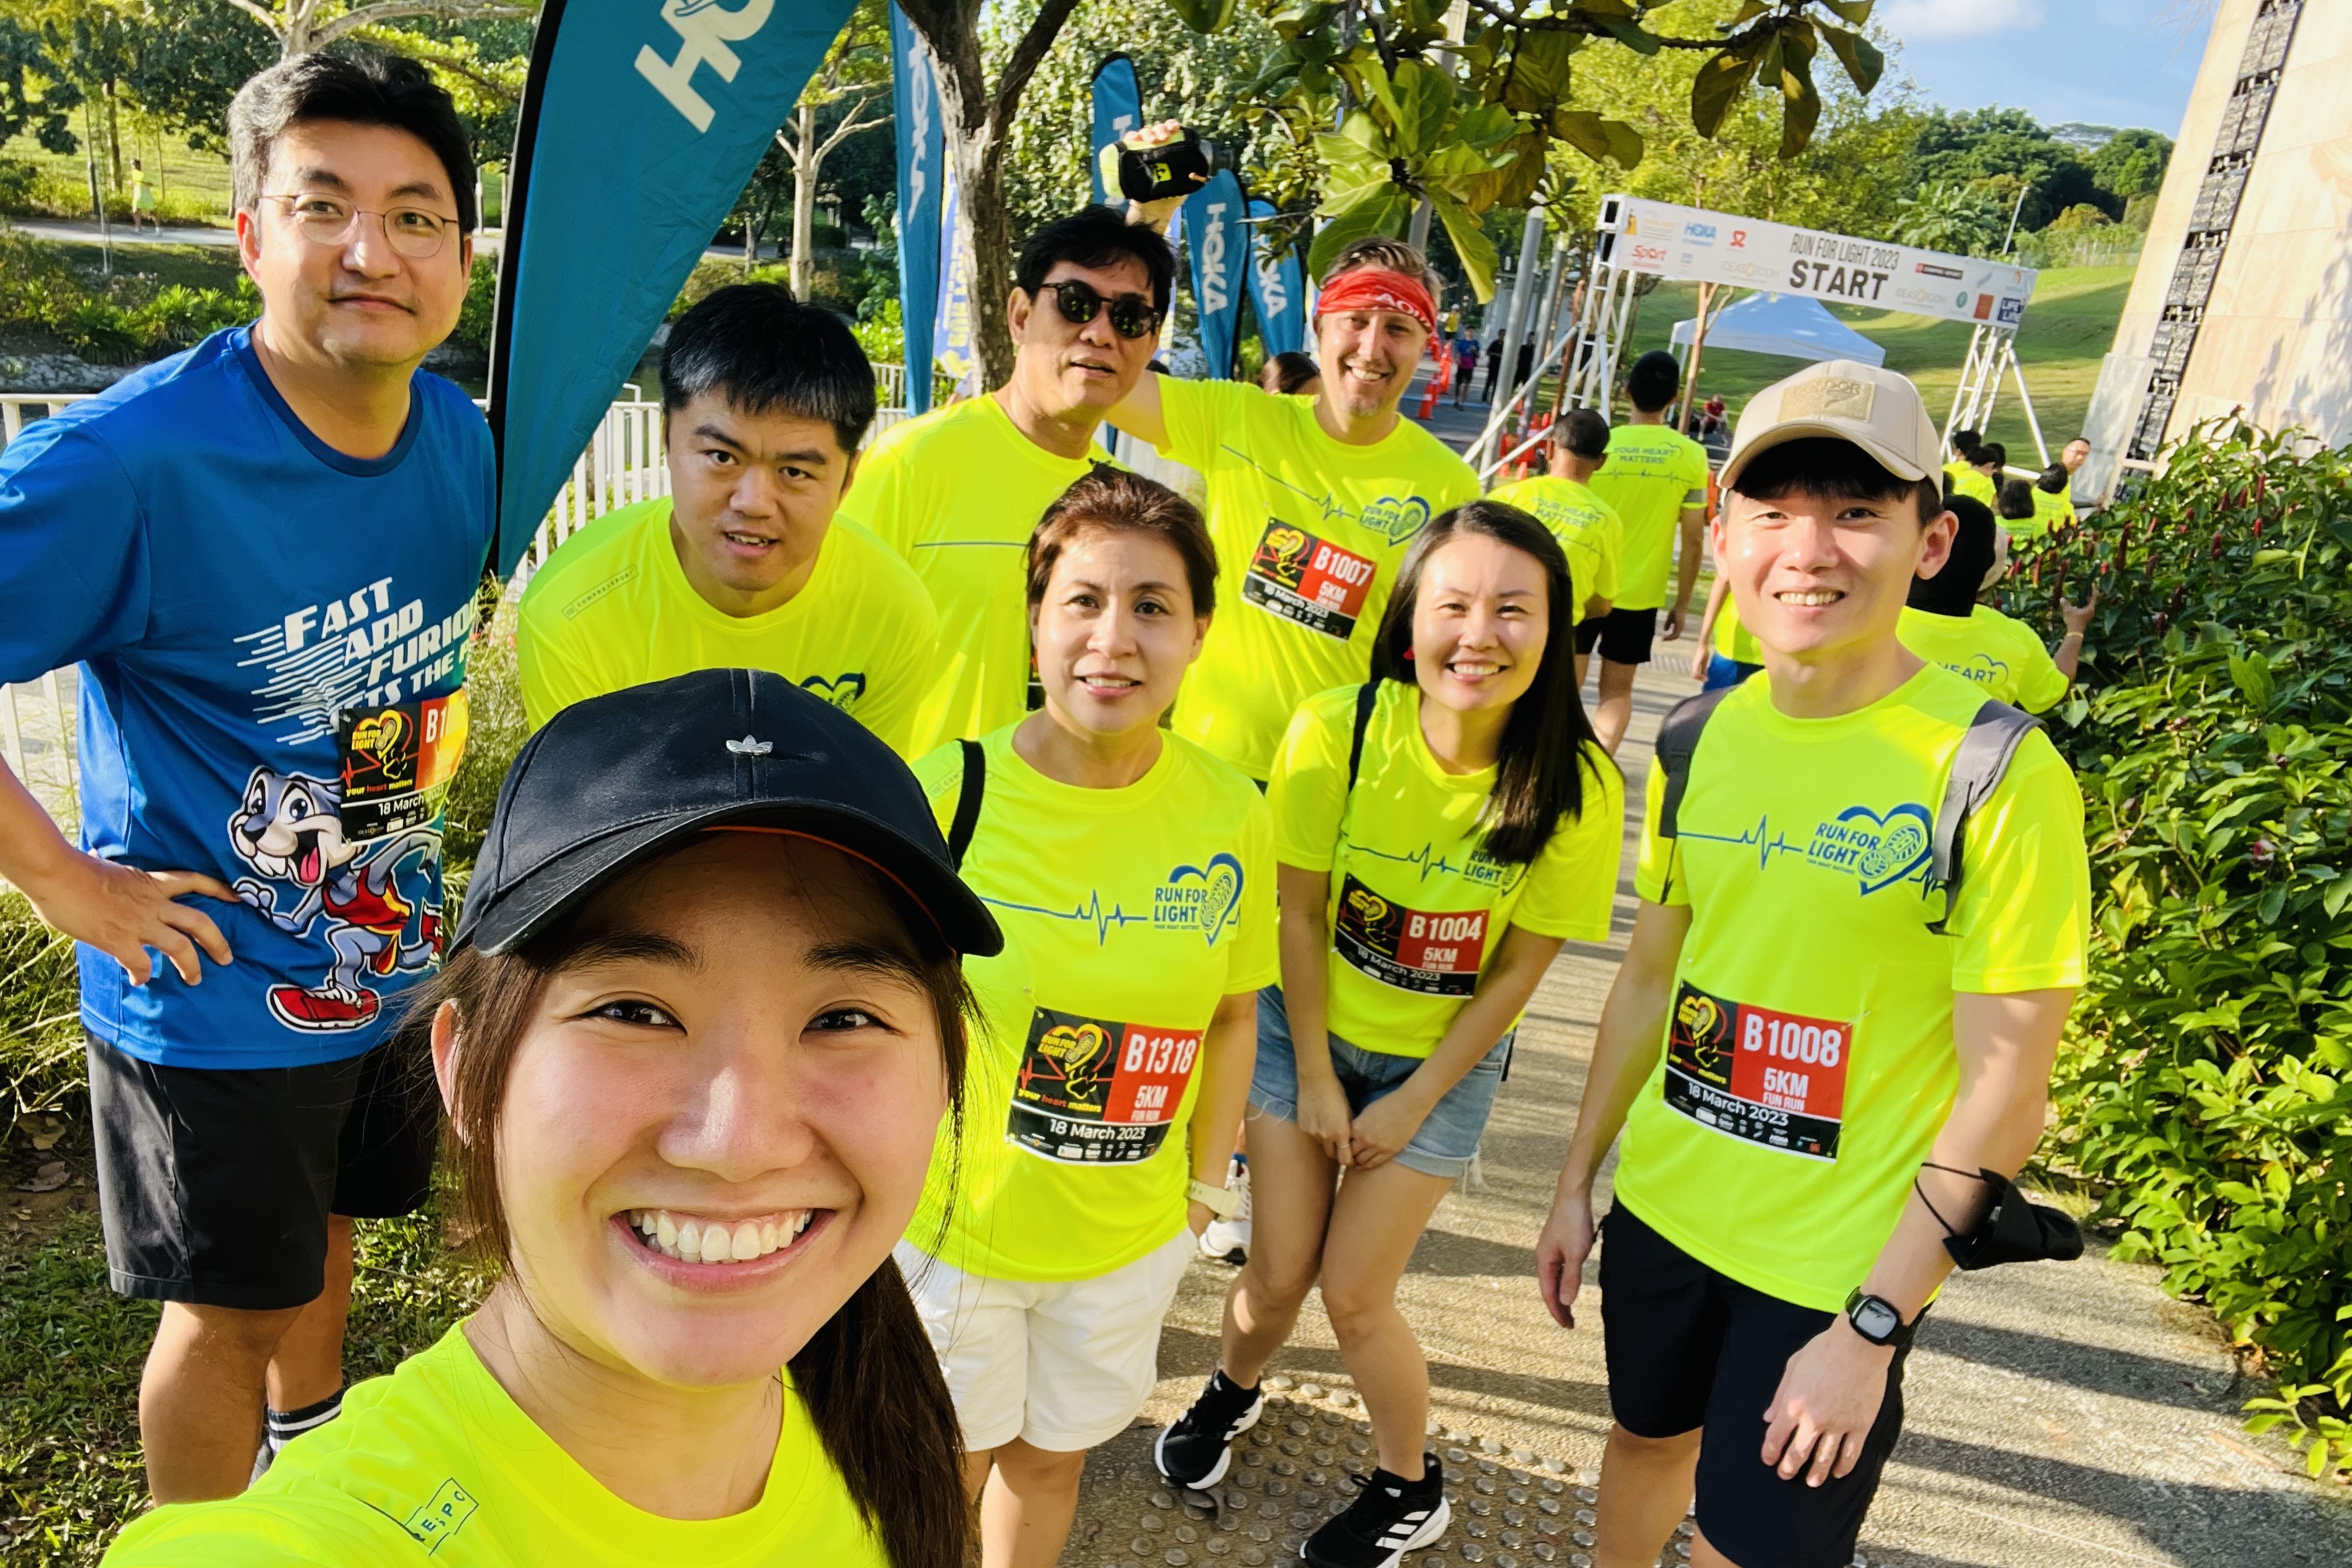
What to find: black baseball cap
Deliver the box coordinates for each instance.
[454,668,1001,958]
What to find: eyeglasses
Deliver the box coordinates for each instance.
[262,192,460,260]
[1041,279,1162,340]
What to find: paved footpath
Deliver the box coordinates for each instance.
[1066,660,2352,1567]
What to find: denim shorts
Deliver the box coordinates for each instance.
[1247,986,1511,1179]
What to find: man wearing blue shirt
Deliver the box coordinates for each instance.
[0,52,491,1500]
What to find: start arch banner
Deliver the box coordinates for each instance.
[1601,195,2036,328]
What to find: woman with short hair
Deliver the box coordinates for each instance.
[106,670,988,1568]
[901,467,1278,1568]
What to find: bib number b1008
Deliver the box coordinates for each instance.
[1661,981,1850,1161]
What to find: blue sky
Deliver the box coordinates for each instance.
[1877,0,2216,137]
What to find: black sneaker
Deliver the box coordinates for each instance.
[1300,1454,1449,1567]
[1153,1369,1265,1489]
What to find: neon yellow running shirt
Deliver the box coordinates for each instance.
[907,724,1279,1281]
[836,397,1112,755]
[1486,474,1622,620]
[1616,664,2089,1312]
[1585,423,1708,612]
[1896,606,2067,713]
[103,1324,887,1567]
[1269,681,1621,1059]
[517,498,936,755]
[1155,380,1478,780]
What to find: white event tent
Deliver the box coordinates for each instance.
[1670,290,1887,366]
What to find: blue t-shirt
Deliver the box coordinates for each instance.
[0,326,495,1069]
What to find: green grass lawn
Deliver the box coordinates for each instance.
[1618,264,2135,464]
[4,131,505,230]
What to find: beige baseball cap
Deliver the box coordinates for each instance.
[1720,359,1941,490]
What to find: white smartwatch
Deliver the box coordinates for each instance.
[1188,1180,1241,1222]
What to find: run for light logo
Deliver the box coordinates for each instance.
[1805,804,1933,895]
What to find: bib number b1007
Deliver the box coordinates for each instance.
[1009,1006,1202,1165]
[1661,981,1850,1161]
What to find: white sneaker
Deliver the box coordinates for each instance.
[1198,1160,1252,1262]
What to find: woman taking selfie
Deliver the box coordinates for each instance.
[107,669,992,1567]
[901,467,1276,1568]
[1154,501,1622,1568]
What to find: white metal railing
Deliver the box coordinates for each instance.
[3,376,911,830]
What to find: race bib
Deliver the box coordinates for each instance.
[1332,873,1488,996]
[1009,1006,1202,1165]
[1662,981,1849,1161]
[337,691,468,842]
[1242,519,1377,642]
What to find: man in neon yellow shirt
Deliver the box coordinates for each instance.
[838,207,1172,754]
[1950,439,2002,507]
[1536,359,2089,1568]
[1105,231,1479,782]
[1940,427,1980,496]
[1901,495,2092,711]
[1489,407,1622,639]
[519,285,937,754]
[1583,351,1710,754]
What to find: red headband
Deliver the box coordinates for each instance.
[1314,267,1437,338]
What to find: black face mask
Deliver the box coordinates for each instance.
[1917,1163,2084,1271]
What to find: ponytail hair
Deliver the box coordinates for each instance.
[1371,499,1611,864]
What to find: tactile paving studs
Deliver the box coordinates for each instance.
[1572,1530,1597,1548]
[1460,1545,1486,1563]
[1140,1512,1167,1531]
[1298,1384,1324,1399]
[1266,1376,1293,1392]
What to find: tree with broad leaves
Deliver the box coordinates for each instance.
[222,0,531,60]
[1169,0,1888,299]
[0,15,80,155]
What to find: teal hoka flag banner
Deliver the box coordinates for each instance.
[487,0,857,575]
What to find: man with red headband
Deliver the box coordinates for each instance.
[1107,225,1477,783]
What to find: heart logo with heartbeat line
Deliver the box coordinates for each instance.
[1833,803,1934,895]
[1168,853,1246,946]
[797,672,867,710]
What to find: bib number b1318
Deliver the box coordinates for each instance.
[1662,981,1849,1161]
[1009,1006,1202,1164]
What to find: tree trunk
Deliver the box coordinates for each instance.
[790,103,816,299]
[104,82,123,190]
[898,0,1087,390]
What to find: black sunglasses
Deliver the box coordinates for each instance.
[1042,278,1162,340]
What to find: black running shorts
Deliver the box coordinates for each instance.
[1573,606,1657,664]
[1599,1203,1915,1568]
[86,1032,439,1310]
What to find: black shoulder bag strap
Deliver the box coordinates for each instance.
[1924,699,2039,936]
[1345,678,1381,793]
[947,738,986,872]
[1651,686,1734,842]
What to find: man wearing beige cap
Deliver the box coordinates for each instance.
[1534,361,2091,1568]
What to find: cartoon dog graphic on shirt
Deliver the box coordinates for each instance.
[228,766,442,1031]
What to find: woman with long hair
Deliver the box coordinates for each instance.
[900,466,1276,1568]
[106,670,988,1568]
[1154,501,1623,1567]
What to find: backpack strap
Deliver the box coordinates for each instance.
[1924,699,2039,936]
[1344,679,1381,793]
[947,738,985,872]
[1651,686,1734,841]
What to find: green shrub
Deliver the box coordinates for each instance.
[451,254,498,355]
[0,892,81,1118]
[0,159,38,216]
[55,299,139,362]
[2004,423,2352,1478]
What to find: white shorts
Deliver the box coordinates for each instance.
[895,1228,1194,1453]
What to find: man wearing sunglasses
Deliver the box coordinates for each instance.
[1107,219,1479,784]
[0,52,489,1500]
[838,205,1175,755]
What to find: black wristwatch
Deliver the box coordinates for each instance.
[1843,1289,1916,1350]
